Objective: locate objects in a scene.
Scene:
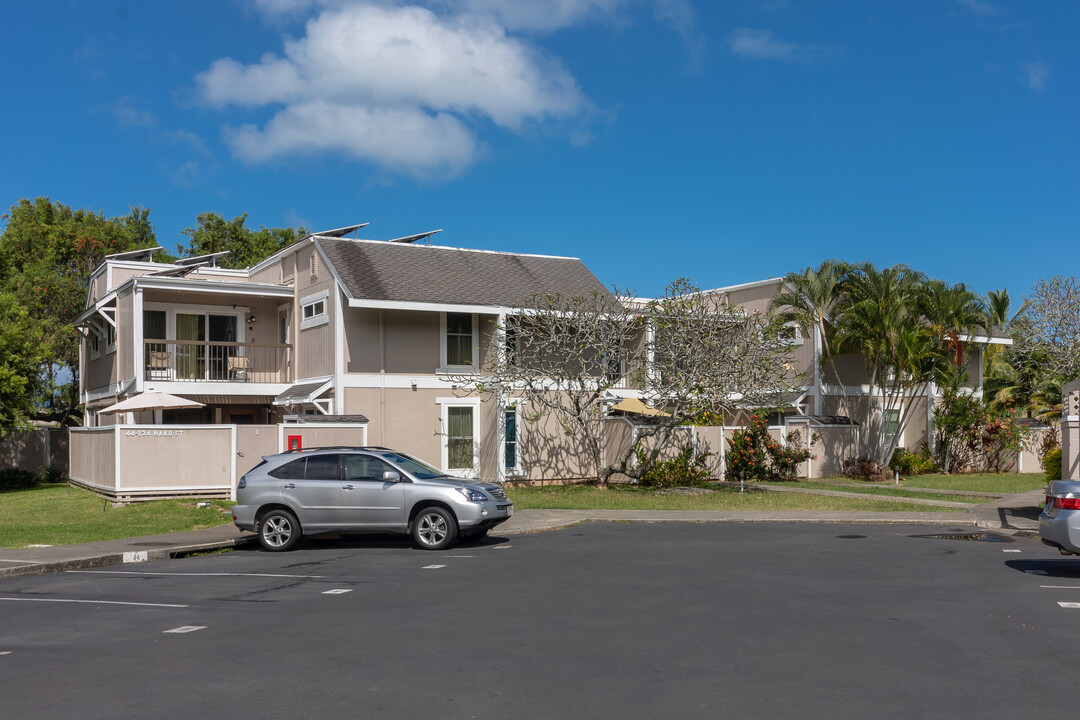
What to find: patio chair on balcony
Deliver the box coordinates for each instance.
[228,355,252,381]
[148,351,171,380]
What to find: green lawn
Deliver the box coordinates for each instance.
[894,473,1048,494]
[759,480,992,504]
[0,484,233,549]
[505,484,962,512]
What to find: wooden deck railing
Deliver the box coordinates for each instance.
[144,340,291,383]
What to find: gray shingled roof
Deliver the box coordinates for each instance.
[273,379,332,405]
[317,238,610,308]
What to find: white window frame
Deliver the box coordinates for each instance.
[88,326,101,360]
[439,312,479,373]
[778,321,803,346]
[300,290,329,331]
[437,397,481,478]
[142,303,248,344]
[502,399,523,477]
[882,407,904,447]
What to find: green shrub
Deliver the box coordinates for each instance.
[1044,448,1062,482]
[890,447,936,476]
[0,468,43,493]
[0,466,67,493]
[636,444,713,488]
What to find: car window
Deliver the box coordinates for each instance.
[344,455,395,482]
[269,458,306,480]
[305,454,341,480]
[378,452,444,479]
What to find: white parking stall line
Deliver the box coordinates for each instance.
[67,570,325,579]
[1057,602,1080,609]
[447,555,475,558]
[1002,549,1022,553]
[0,597,188,608]
[493,545,512,550]
[163,626,206,634]
[322,589,353,595]
[422,565,447,570]
[0,651,11,656]
[1024,570,1049,575]
[1042,585,1080,590]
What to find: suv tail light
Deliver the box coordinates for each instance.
[238,476,247,490]
[1049,496,1080,510]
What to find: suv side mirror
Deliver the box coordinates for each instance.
[383,470,402,482]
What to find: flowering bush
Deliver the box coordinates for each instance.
[725,413,812,480]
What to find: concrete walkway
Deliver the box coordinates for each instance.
[0,486,1045,580]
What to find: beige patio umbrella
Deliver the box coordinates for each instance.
[611,398,670,416]
[98,391,205,415]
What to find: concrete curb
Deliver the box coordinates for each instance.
[0,531,256,580]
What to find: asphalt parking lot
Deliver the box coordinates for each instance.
[2,522,1079,720]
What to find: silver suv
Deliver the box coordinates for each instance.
[1041,479,1080,556]
[231,447,513,551]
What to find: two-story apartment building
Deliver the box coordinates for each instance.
[76,226,614,486]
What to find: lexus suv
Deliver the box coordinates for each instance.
[1040,480,1080,556]
[232,447,513,552]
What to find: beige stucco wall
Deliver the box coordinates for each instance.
[296,278,335,380]
[344,308,499,376]
[722,280,783,315]
[383,310,440,373]
[236,425,280,476]
[281,425,368,451]
[117,427,232,492]
[117,289,134,381]
[69,428,116,490]
[345,307,382,372]
[345,387,445,467]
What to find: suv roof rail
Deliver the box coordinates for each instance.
[283,445,395,454]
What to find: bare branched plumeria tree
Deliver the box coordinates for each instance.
[457,278,798,486]
[1011,275,1080,381]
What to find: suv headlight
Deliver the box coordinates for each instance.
[455,487,487,502]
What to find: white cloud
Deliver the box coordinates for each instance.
[957,0,1000,16]
[201,2,604,177]
[728,28,825,63]
[225,101,478,177]
[1021,60,1050,92]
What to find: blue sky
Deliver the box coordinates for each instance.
[1,0,1076,300]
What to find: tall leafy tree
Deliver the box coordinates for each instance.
[0,293,47,428]
[180,212,307,268]
[0,197,159,425]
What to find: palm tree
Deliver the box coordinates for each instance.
[770,259,851,414]
[832,263,930,464]
[920,280,987,370]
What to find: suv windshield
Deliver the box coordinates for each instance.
[378,452,447,480]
